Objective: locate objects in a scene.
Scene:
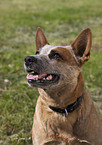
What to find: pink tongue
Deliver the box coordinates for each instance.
[27,74,38,80]
[26,74,47,80]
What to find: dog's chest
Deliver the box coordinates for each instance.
[34,102,77,142]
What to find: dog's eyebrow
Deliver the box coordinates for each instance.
[49,50,63,60]
[50,50,58,55]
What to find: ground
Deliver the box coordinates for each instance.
[0,0,102,144]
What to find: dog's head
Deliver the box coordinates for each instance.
[24,27,92,91]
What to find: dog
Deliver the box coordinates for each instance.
[24,27,102,145]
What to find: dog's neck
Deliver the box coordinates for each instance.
[49,95,82,116]
[38,73,84,108]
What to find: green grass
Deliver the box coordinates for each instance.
[0,0,102,144]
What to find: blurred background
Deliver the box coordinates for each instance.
[0,0,102,144]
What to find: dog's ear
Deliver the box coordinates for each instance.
[35,27,49,52]
[72,28,92,66]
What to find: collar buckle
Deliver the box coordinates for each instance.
[49,94,83,116]
[65,108,68,116]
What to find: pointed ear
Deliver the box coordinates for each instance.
[35,27,49,52]
[72,28,92,65]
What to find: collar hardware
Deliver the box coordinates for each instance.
[49,95,82,116]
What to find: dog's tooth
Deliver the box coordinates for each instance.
[49,75,52,80]
[33,75,38,80]
[36,76,39,80]
[46,77,48,80]
[46,75,52,80]
[46,77,49,80]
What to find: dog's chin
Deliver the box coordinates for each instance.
[26,71,60,88]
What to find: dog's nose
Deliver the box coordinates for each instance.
[25,56,37,65]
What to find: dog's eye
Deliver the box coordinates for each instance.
[35,51,39,55]
[53,53,61,58]
[49,50,63,60]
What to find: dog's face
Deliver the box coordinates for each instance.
[24,45,80,90]
[24,27,92,91]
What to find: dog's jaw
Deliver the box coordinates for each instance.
[27,73,60,88]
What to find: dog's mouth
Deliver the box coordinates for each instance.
[26,71,59,86]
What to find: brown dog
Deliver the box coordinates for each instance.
[24,27,102,145]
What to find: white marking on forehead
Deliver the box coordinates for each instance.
[40,45,71,55]
[40,44,54,54]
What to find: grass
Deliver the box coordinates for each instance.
[0,0,102,144]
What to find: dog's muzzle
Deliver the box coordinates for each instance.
[24,56,60,87]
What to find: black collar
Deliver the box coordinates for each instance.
[49,95,82,116]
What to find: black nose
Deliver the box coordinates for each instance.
[25,56,37,65]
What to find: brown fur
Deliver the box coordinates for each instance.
[24,27,102,145]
